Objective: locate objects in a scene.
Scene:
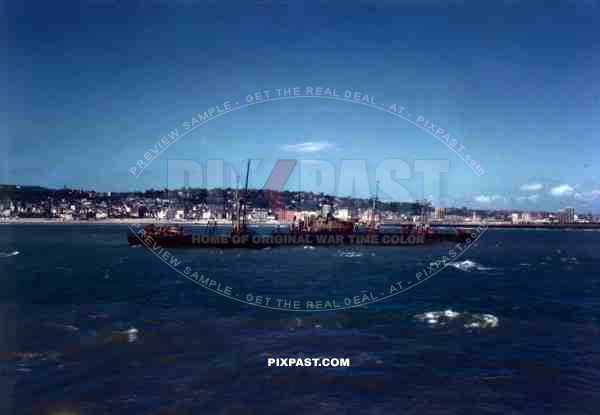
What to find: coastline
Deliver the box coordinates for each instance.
[1,218,599,230]
[0,218,278,225]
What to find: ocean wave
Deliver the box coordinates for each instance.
[354,352,385,367]
[43,322,79,332]
[0,351,45,361]
[414,310,499,329]
[414,309,462,325]
[101,327,139,345]
[337,249,363,258]
[444,260,493,272]
[559,256,578,264]
[11,352,44,361]
[0,250,19,258]
[124,327,139,343]
[16,368,32,373]
[464,314,499,328]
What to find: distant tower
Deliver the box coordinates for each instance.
[370,179,380,225]
[434,207,445,222]
[233,174,240,221]
[559,207,575,224]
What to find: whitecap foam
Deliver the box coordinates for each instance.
[415,309,461,322]
[45,323,79,332]
[415,310,498,329]
[464,313,499,329]
[123,327,138,343]
[429,261,445,268]
[449,260,492,272]
[337,250,363,258]
[450,260,478,271]
[0,251,19,258]
[444,310,460,318]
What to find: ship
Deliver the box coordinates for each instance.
[127,161,471,248]
[127,221,470,248]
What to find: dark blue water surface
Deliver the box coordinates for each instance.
[1,224,599,414]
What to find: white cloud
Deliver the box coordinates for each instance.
[549,184,575,196]
[574,189,600,201]
[474,194,502,204]
[516,194,539,202]
[520,183,543,192]
[281,141,335,153]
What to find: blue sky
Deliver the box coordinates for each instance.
[2,0,600,212]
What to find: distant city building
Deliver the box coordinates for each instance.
[138,205,148,218]
[434,207,446,221]
[443,214,463,223]
[320,203,332,218]
[157,209,168,220]
[559,207,575,224]
[334,208,350,221]
[509,212,531,224]
[60,212,73,221]
[2,185,600,225]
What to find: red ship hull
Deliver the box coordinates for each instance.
[128,228,471,248]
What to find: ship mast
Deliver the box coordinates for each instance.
[232,173,240,227]
[241,159,251,230]
[371,179,379,225]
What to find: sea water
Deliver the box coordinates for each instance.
[0,225,599,414]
